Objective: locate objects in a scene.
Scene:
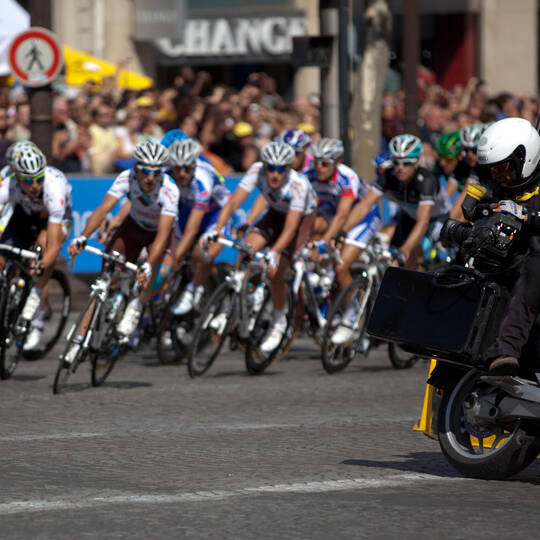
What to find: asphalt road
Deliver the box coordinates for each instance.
[1,335,539,539]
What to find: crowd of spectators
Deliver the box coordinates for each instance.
[0,67,321,175]
[0,66,538,175]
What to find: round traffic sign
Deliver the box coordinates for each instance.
[8,27,64,87]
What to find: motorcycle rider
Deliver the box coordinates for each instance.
[476,117,540,375]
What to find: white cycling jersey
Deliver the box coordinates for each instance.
[239,162,316,216]
[0,166,72,224]
[107,168,179,231]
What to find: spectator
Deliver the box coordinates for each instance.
[0,106,13,168]
[88,104,118,175]
[113,112,142,171]
[135,96,163,139]
[13,102,31,141]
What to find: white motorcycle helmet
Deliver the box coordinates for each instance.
[477,118,540,191]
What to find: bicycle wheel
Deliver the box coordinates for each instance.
[90,306,123,387]
[53,294,98,394]
[188,282,235,378]
[321,276,371,374]
[23,268,71,360]
[388,343,420,369]
[245,278,295,375]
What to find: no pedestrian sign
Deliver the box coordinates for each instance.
[8,27,64,87]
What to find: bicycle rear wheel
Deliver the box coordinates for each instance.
[321,276,371,374]
[91,311,123,387]
[23,268,71,360]
[188,282,235,378]
[245,278,295,375]
[388,343,420,369]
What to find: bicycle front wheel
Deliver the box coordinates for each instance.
[321,276,371,374]
[91,316,123,387]
[188,282,235,378]
[24,268,71,361]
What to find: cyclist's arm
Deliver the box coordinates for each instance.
[446,177,459,198]
[400,203,433,259]
[322,195,355,245]
[246,193,268,226]
[147,214,175,269]
[110,199,131,229]
[343,189,381,232]
[174,208,205,263]
[271,209,303,254]
[40,221,63,269]
[81,194,119,239]
[216,187,250,234]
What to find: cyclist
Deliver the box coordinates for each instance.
[163,138,231,314]
[211,141,316,354]
[243,128,312,230]
[69,140,178,341]
[304,138,381,345]
[0,144,73,350]
[342,133,451,269]
[449,123,485,219]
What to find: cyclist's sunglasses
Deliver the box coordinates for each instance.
[17,171,45,185]
[315,158,335,167]
[264,164,289,174]
[174,164,194,173]
[392,158,417,167]
[136,164,163,175]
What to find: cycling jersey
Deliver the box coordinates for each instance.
[239,162,316,216]
[174,162,231,236]
[372,166,451,220]
[0,165,11,182]
[107,169,179,231]
[305,163,368,222]
[0,166,72,224]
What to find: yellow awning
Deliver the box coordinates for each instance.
[63,45,153,90]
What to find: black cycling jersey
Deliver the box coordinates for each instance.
[372,166,451,219]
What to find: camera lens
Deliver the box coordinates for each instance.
[440,219,473,245]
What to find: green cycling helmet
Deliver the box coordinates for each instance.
[435,131,462,159]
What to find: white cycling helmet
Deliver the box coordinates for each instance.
[13,146,46,177]
[132,140,169,168]
[310,137,344,161]
[459,124,485,149]
[6,140,38,169]
[169,139,201,167]
[260,141,295,167]
[477,117,540,191]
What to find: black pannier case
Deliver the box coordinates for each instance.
[366,267,509,367]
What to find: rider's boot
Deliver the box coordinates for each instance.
[489,356,520,376]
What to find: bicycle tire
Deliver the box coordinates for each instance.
[321,276,371,374]
[244,278,295,375]
[0,263,31,379]
[188,281,235,378]
[53,294,98,394]
[23,268,72,360]
[90,304,123,387]
[388,342,420,370]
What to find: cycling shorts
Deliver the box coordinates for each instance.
[253,208,316,261]
[390,211,447,248]
[347,206,382,245]
[1,204,72,249]
[106,214,157,262]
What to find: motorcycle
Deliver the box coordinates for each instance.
[367,208,540,480]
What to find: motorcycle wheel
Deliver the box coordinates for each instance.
[438,369,540,480]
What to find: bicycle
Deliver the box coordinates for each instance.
[0,243,71,379]
[245,245,338,374]
[187,236,278,377]
[155,259,230,366]
[321,234,420,373]
[53,245,138,394]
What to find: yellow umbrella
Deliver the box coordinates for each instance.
[63,45,153,90]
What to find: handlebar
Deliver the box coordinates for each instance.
[214,236,268,261]
[0,243,40,261]
[82,245,138,272]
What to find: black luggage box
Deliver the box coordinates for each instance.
[366,267,509,366]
